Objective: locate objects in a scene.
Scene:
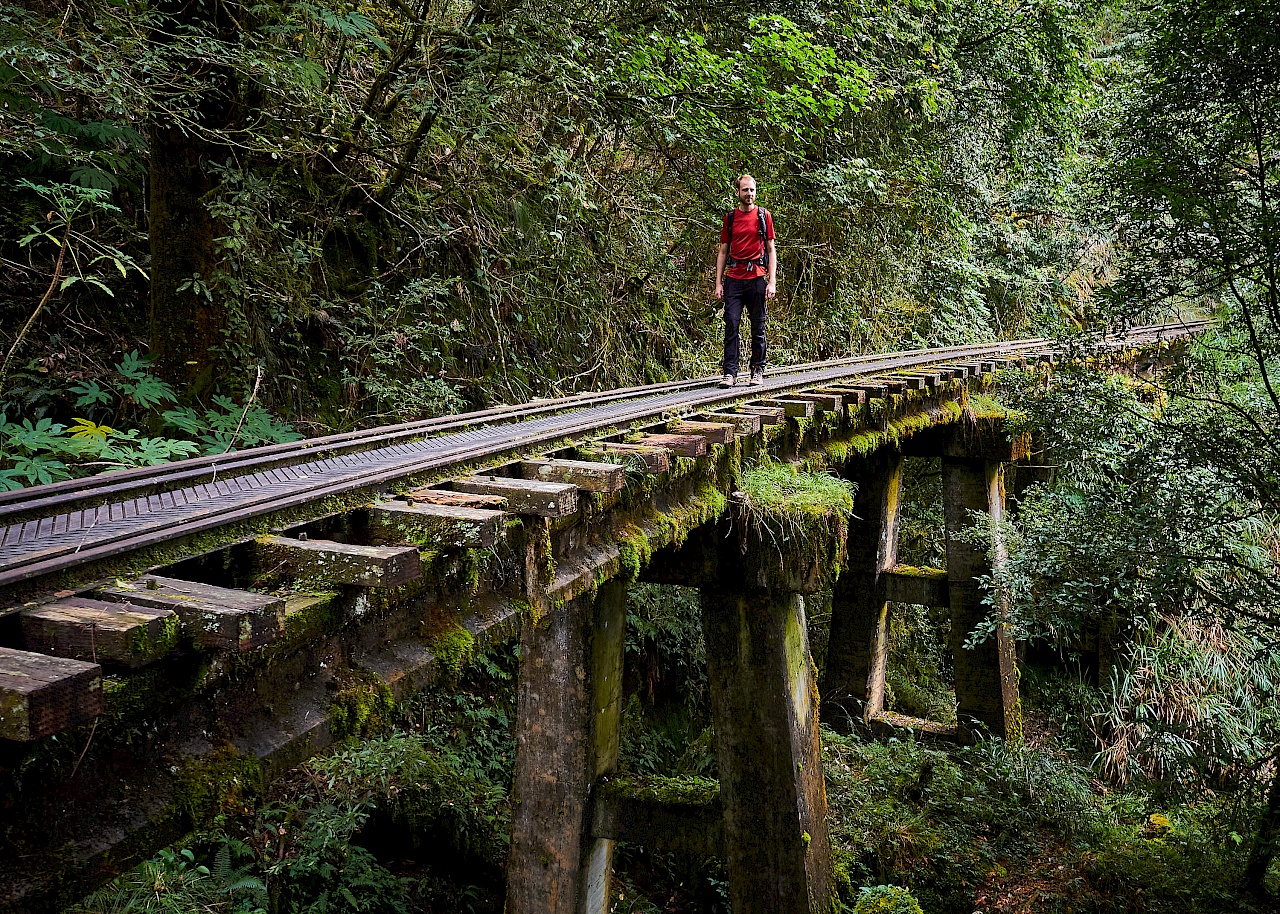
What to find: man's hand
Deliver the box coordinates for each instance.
[715,283,724,300]
[766,281,777,300]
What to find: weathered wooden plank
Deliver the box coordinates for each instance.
[520,458,626,494]
[760,398,815,419]
[635,433,707,457]
[813,386,868,407]
[453,476,579,517]
[895,375,927,391]
[368,501,506,549]
[669,420,735,446]
[868,710,959,742]
[734,404,786,424]
[883,565,950,607]
[21,597,178,668]
[697,412,763,435]
[0,646,103,741]
[845,383,889,401]
[577,442,672,474]
[789,391,842,410]
[98,575,285,652]
[408,487,509,510]
[881,379,907,395]
[256,535,423,587]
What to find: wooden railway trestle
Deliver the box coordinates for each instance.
[0,324,1203,913]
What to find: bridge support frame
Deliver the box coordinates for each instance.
[821,450,902,726]
[942,456,1022,741]
[701,584,833,914]
[506,580,627,914]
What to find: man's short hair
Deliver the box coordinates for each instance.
[736,174,756,190]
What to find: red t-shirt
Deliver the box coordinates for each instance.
[720,206,775,280]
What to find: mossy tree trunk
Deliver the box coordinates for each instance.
[147,0,241,393]
[1245,749,1280,897]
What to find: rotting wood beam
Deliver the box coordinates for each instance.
[255,535,423,587]
[0,646,103,741]
[20,598,178,668]
[788,391,842,411]
[734,404,786,424]
[696,412,763,436]
[670,420,736,446]
[635,432,707,457]
[406,487,509,510]
[576,442,672,474]
[520,458,626,494]
[98,575,285,653]
[453,475,580,517]
[368,500,507,549]
[758,398,815,418]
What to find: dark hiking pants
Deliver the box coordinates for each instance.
[722,276,767,377]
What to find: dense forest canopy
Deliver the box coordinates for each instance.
[7,0,1280,910]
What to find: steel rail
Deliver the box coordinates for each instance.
[0,323,1206,590]
[0,320,1206,526]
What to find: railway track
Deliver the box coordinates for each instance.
[0,321,1207,594]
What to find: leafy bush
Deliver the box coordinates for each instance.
[68,844,266,914]
[851,884,924,914]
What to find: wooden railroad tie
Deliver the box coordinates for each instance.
[98,575,286,653]
[453,476,579,517]
[811,386,867,407]
[520,458,626,494]
[733,404,787,425]
[757,398,815,419]
[0,646,103,741]
[882,565,950,608]
[256,536,423,587]
[634,433,707,457]
[788,391,842,411]
[369,501,507,550]
[20,597,178,668]
[669,420,736,446]
[408,487,508,510]
[576,442,672,474]
[695,412,763,435]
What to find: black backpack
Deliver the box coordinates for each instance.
[725,206,769,268]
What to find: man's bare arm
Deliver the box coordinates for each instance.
[715,242,728,300]
[766,239,777,299]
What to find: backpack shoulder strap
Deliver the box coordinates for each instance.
[726,208,736,236]
[757,207,768,239]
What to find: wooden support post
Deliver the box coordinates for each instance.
[21,597,178,668]
[256,535,422,587]
[942,457,1021,741]
[506,580,627,914]
[702,587,832,914]
[0,647,103,741]
[98,575,285,652]
[454,476,579,517]
[368,501,506,549]
[822,451,902,727]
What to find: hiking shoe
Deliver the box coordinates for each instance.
[718,374,737,388]
[749,369,765,386]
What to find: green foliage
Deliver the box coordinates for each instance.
[68,844,267,914]
[852,884,923,914]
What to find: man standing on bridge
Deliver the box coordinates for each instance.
[714,174,776,388]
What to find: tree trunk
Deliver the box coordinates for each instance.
[1245,751,1280,897]
[147,0,241,393]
